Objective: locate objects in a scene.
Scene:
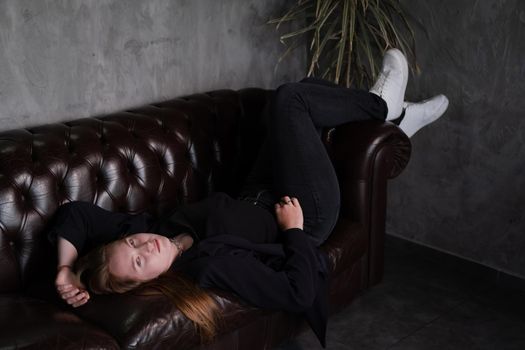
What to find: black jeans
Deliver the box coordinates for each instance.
[239,77,387,246]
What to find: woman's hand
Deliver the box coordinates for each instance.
[274,196,304,231]
[55,266,90,308]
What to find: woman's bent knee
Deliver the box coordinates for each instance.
[275,82,304,98]
[273,83,308,115]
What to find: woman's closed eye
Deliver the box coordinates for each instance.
[127,239,142,269]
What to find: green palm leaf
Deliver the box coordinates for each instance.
[268,0,417,88]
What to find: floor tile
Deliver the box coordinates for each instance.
[388,299,525,350]
[470,284,525,324]
[274,333,349,350]
[272,236,525,350]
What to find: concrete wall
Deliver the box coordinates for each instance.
[4,0,522,279]
[0,0,305,131]
[388,0,525,278]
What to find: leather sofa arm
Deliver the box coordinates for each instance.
[328,120,411,181]
[324,120,411,285]
[320,218,367,276]
[326,120,411,223]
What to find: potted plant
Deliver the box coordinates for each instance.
[269,0,417,88]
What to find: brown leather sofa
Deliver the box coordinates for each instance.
[0,87,410,349]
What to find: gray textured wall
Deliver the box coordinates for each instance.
[388,0,525,278]
[3,0,522,279]
[0,0,305,131]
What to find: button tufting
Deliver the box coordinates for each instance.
[9,241,15,247]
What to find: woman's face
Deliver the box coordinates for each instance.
[106,233,178,283]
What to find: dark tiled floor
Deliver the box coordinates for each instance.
[274,236,525,350]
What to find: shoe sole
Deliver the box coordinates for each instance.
[432,96,449,122]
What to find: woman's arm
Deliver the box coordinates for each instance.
[195,227,322,312]
[57,236,78,268]
[48,201,137,306]
[193,196,323,312]
[55,237,89,307]
[48,201,133,256]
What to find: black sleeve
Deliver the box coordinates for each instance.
[196,228,321,313]
[47,201,136,255]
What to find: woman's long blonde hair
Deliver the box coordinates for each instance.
[75,243,221,343]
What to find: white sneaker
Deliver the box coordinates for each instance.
[369,48,408,120]
[399,94,449,137]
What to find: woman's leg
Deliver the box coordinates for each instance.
[268,82,387,246]
[241,49,408,246]
[299,76,340,88]
[239,77,351,196]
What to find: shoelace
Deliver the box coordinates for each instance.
[375,70,391,97]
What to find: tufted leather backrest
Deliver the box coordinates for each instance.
[0,88,273,293]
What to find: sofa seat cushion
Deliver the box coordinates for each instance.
[0,295,118,349]
[74,285,270,349]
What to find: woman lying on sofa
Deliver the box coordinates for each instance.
[48,48,448,347]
